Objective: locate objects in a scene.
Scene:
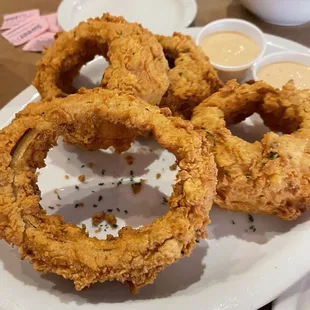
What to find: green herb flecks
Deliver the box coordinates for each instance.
[162,197,168,205]
[206,131,216,146]
[267,152,279,160]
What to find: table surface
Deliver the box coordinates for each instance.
[1,0,310,309]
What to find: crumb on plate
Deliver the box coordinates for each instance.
[169,163,177,171]
[131,182,142,194]
[78,174,86,182]
[125,155,134,165]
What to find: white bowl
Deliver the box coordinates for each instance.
[252,51,310,88]
[240,0,310,26]
[196,18,266,82]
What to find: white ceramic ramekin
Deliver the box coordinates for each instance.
[252,51,310,87]
[196,18,266,82]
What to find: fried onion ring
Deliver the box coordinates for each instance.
[192,80,310,220]
[33,14,169,106]
[0,89,217,292]
[156,32,223,119]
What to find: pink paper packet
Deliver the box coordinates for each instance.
[1,9,40,30]
[23,32,55,52]
[41,13,62,33]
[2,16,49,46]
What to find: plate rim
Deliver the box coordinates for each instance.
[1,27,310,310]
[272,271,310,310]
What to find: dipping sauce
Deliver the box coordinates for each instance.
[200,31,259,66]
[258,62,310,89]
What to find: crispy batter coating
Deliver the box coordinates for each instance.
[33,14,169,106]
[260,81,310,135]
[0,89,217,292]
[199,79,274,125]
[156,32,223,119]
[192,81,310,220]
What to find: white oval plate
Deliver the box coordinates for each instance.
[0,28,310,310]
[57,0,197,34]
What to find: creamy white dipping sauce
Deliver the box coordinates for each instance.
[258,62,310,89]
[200,31,259,66]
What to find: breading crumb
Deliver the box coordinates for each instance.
[169,163,177,171]
[106,214,117,226]
[78,175,86,182]
[95,226,102,233]
[92,211,106,226]
[92,211,117,228]
[125,155,134,165]
[131,182,142,194]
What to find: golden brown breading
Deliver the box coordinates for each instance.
[199,79,274,125]
[192,81,310,220]
[260,81,310,135]
[33,13,169,106]
[0,88,217,292]
[156,32,223,119]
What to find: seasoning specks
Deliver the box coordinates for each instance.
[54,189,62,200]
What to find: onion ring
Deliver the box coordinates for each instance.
[156,32,223,119]
[0,88,217,292]
[192,80,310,220]
[33,13,169,106]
